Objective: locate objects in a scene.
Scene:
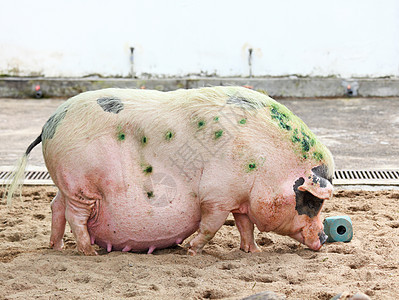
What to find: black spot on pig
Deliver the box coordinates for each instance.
[97,97,124,114]
[293,177,324,218]
[42,105,68,140]
[318,231,328,245]
[311,175,326,187]
[293,177,305,192]
[227,95,259,110]
[312,165,333,185]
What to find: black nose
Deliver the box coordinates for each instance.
[318,231,328,245]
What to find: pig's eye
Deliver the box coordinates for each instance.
[293,178,324,218]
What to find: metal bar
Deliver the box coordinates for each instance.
[1,168,399,186]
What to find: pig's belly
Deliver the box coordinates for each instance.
[87,191,201,252]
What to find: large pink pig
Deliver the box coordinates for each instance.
[6,86,334,255]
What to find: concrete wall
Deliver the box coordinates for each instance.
[1,0,399,78]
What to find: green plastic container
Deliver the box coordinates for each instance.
[323,216,353,243]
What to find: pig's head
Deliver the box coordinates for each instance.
[285,164,333,250]
[250,164,334,251]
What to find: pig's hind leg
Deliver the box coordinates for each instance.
[188,204,230,255]
[64,194,98,256]
[233,213,261,253]
[49,191,66,250]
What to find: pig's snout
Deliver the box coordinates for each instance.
[289,226,326,251]
[305,230,327,251]
[318,231,328,245]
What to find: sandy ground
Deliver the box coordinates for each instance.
[0,186,398,299]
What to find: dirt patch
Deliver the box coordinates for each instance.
[0,186,398,299]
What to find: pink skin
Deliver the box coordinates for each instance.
[274,209,326,251]
[233,213,261,253]
[44,89,334,256]
[187,162,334,255]
[288,219,324,251]
[241,171,333,253]
[48,136,201,256]
[290,175,333,251]
[187,161,258,255]
[49,192,66,251]
[48,147,332,255]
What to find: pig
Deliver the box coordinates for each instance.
[6,86,334,255]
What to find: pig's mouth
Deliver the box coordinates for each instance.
[289,231,305,245]
[289,230,327,251]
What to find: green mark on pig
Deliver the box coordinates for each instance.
[147,191,154,198]
[245,161,259,173]
[248,163,256,170]
[271,104,291,131]
[198,120,206,129]
[291,126,323,161]
[239,118,247,125]
[312,152,323,161]
[301,137,310,152]
[244,90,330,164]
[116,125,126,141]
[214,130,223,139]
[165,131,174,141]
[143,165,153,174]
[300,129,315,154]
[214,116,219,122]
[118,132,126,141]
[292,129,301,143]
[141,136,147,145]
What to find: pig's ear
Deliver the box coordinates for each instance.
[298,174,333,200]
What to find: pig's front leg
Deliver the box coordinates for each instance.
[64,195,98,256]
[233,213,261,253]
[188,205,230,256]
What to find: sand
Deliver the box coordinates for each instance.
[0,186,398,299]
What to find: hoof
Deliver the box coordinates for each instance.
[187,248,197,256]
[77,244,98,256]
[240,243,261,253]
[49,240,64,251]
[80,248,98,256]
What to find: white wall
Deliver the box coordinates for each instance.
[1,0,398,78]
